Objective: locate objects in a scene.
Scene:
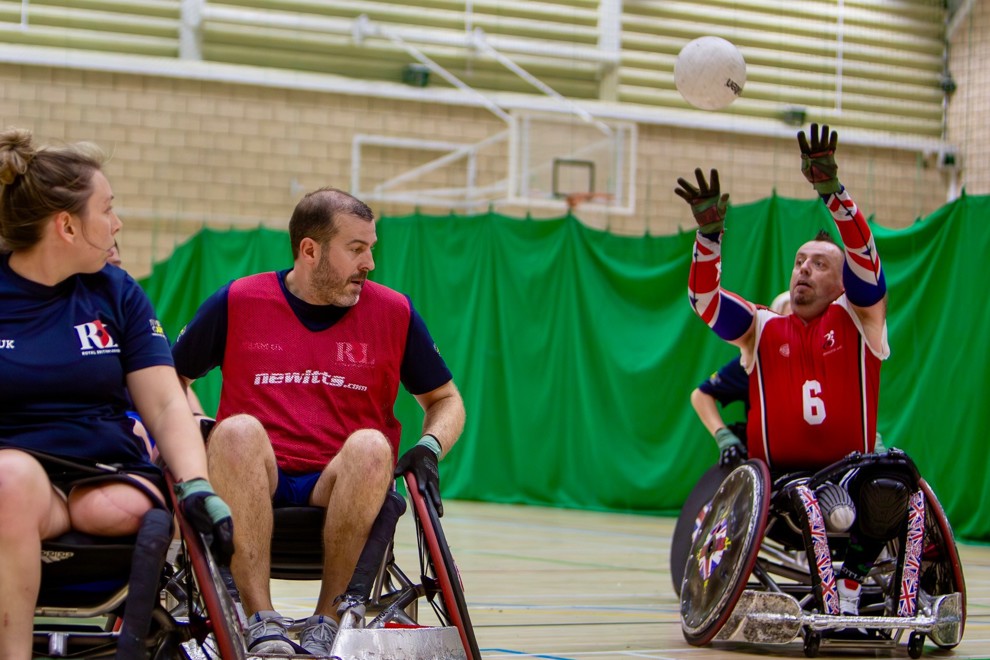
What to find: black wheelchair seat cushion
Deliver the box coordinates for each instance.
[38,534,137,608]
[271,506,326,578]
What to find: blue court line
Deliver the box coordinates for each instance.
[484,649,575,660]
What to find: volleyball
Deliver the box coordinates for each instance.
[674,36,747,111]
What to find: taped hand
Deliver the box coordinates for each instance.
[675,168,730,235]
[798,123,841,195]
[175,478,235,564]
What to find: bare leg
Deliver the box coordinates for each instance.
[68,476,159,536]
[309,429,393,617]
[206,414,279,617]
[0,450,70,660]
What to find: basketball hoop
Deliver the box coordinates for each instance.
[565,192,614,209]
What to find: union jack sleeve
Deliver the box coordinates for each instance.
[689,231,755,341]
[825,188,886,306]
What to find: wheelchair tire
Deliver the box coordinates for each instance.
[405,473,482,660]
[172,491,247,660]
[919,478,966,648]
[680,460,770,646]
[670,463,734,595]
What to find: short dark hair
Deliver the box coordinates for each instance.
[288,187,374,259]
[814,228,837,244]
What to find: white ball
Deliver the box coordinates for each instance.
[674,36,747,111]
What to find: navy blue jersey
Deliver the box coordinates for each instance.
[0,253,173,464]
[173,270,452,396]
[697,356,750,411]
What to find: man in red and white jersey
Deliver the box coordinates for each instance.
[676,124,890,616]
[173,187,465,655]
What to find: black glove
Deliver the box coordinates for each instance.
[714,427,747,467]
[395,438,443,517]
[798,123,841,195]
[675,168,730,235]
[174,478,235,564]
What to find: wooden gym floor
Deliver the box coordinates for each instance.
[272,499,990,660]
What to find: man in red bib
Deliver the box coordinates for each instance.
[676,124,889,617]
[172,187,465,655]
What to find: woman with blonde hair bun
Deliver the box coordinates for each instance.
[0,127,233,658]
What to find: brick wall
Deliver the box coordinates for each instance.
[0,51,971,280]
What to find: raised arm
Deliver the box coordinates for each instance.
[798,124,887,343]
[676,168,756,354]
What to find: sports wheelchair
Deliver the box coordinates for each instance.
[254,470,481,660]
[31,450,243,659]
[670,450,965,658]
[31,444,481,659]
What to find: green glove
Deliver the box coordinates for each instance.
[674,168,729,235]
[175,478,235,564]
[798,123,841,195]
[714,427,746,466]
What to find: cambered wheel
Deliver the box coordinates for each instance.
[680,460,771,646]
[670,463,734,595]
[918,479,966,648]
[406,474,482,660]
[169,479,246,660]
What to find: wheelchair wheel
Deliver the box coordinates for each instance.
[405,473,482,660]
[170,489,247,660]
[919,478,966,648]
[670,463,734,595]
[680,460,770,646]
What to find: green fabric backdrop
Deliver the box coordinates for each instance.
[139,192,990,541]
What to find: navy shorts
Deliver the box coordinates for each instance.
[273,468,322,507]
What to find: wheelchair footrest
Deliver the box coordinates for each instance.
[331,627,466,660]
[715,590,963,647]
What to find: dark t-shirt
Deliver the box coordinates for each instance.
[697,356,749,411]
[0,254,172,464]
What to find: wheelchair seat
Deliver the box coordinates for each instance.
[31,458,245,660]
[38,531,136,612]
[270,506,326,579]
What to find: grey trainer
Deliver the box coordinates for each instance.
[245,610,295,654]
[299,614,338,656]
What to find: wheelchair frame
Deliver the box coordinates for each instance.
[673,452,966,659]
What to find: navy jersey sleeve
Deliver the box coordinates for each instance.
[118,273,174,373]
[697,356,749,408]
[171,283,231,380]
[400,298,453,395]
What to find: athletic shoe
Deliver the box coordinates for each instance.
[245,610,295,655]
[837,578,862,615]
[300,614,338,656]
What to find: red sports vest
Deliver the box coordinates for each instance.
[747,299,886,472]
[218,273,410,473]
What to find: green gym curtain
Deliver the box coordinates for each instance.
[139,193,990,541]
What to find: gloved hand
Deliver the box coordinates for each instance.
[798,123,841,195]
[714,427,747,467]
[395,436,443,517]
[675,168,730,235]
[174,478,235,564]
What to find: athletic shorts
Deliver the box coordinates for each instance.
[273,467,321,507]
